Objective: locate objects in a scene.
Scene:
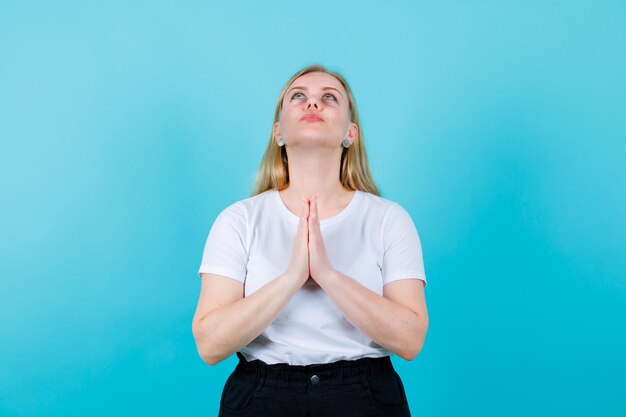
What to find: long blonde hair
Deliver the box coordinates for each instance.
[250,64,380,197]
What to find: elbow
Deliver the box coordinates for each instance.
[195,339,219,366]
[198,349,221,366]
[400,344,423,361]
[192,320,222,366]
[194,339,223,366]
[399,320,428,361]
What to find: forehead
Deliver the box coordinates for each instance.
[288,72,346,93]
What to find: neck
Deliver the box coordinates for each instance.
[282,147,347,202]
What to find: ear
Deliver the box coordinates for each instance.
[346,122,358,144]
[273,122,281,142]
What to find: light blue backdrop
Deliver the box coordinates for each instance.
[1,1,624,416]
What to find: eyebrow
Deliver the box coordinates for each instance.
[286,86,344,98]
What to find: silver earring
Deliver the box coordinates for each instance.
[342,138,351,148]
[277,137,285,146]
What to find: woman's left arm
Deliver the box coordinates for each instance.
[318,271,428,361]
[307,195,428,360]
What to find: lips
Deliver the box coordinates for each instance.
[301,114,324,122]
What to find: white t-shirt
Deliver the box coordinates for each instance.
[198,189,427,365]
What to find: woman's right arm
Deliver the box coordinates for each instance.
[191,272,302,366]
[192,197,311,366]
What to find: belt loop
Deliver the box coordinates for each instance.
[234,351,247,376]
[359,363,371,390]
[256,361,267,390]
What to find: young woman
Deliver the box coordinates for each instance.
[192,64,428,417]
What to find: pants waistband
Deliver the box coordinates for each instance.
[233,351,393,388]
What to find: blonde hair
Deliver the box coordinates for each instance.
[250,64,380,197]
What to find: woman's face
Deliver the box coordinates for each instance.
[274,72,357,149]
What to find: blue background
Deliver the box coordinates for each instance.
[1,1,625,416]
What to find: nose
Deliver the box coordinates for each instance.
[306,98,319,109]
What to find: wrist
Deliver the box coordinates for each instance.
[315,268,338,287]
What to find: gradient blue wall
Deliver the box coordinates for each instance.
[1,1,625,416]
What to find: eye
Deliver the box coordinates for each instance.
[289,91,338,102]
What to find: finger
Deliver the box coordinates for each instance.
[311,193,320,231]
[305,197,310,219]
[309,195,317,221]
[307,198,313,235]
[299,198,308,230]
[309,200,319,240]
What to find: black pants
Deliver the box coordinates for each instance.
[218,351,412,417]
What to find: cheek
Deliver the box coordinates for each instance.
[279,101,294,118]
[278,107,296,124]
[334,114,350,130]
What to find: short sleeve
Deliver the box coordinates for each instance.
[197,202,248,283]
[381,203,427,288]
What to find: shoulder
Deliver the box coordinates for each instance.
[358,192,419,237]
[358,191,406,220]
[210,190,276,234]
[217,190,274,219]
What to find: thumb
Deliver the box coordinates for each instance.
[299,197,309,233]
